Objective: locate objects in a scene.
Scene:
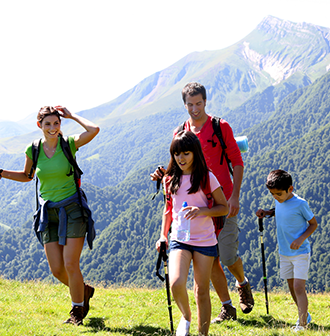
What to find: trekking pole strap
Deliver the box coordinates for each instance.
[152,166,165,200]
[156,240,167,281]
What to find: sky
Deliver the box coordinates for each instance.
[1,0,329,122]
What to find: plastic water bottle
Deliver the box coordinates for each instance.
[177,201,190,242]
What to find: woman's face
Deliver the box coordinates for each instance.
[174,151,194,175]
[38,115,61,139]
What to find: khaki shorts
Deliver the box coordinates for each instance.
[42,202,87,244]
[280,253,310,280]
[217,215,239,267]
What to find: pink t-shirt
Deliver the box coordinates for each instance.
[170,171,220,247]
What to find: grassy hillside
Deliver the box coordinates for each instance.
[0,277,330,335]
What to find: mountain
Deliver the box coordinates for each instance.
[1,17,330,291]
[1,15,330,153]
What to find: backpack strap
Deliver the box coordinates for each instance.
[177,121,186,133]
[211,117,233,176]
[164,176,173,214]
[59,134,85,221]
[29,139,42,210]
[201,171,225,237]
[59,134,83,180]
[201,172,213,210]
[28,139,42,179]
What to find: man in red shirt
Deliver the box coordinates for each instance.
[152,82,254,322]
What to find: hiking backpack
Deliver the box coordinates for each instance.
[28,134,84,213]
[164,174,225,237]
[177,116,233,176]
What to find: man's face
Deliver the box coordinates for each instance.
[184,94,207,121]
[268,187,293,203]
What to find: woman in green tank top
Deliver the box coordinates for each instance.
[0,106,99,326]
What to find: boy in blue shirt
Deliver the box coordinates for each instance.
[256,169,318,332]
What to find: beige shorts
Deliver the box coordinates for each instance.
[280,253,310,280]
[217,215,239,267]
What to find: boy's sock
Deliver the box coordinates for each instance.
[72,301,84,307]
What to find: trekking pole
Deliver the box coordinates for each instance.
[258,217,269,314]
[156,240,174,334]
[151,166,165,201]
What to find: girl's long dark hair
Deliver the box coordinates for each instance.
[166,130,209,194]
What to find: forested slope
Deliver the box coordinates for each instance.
[1,72,330,291]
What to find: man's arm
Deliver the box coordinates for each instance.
[227,165,243,218]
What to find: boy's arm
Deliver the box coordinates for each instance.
[290,216,318,250]
[256,208,275,218]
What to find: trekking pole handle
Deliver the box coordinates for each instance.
[160,239,167,260]
[258,217,264,232]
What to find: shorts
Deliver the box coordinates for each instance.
[217,215,239,266]
[170,240,218,258]
[280,253,310,280]
[42,202,87,244]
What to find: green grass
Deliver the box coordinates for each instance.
[0,277,329,335]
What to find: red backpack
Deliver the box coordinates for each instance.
[164,173,225,237]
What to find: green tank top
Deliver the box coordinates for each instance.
[25,136,78,202]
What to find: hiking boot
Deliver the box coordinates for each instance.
[236,281,254,314]
[211,304,237,323]
[83,283,95,318]
[63,305,84,326]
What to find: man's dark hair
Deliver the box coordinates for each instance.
[266,169,293,192]
[182,82,207,103]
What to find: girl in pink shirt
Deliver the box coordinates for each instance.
[156,131,228,336]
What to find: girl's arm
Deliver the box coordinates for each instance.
[290,216,318,250]
[184,186,229,220]
[0,154,33,182]
[156,203,172,251]
[55,106,100,149]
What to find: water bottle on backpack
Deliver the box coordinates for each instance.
[177,201,190,242]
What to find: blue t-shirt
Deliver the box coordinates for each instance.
[275,194,314,256]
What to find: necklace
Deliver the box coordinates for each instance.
[43,141,57,156]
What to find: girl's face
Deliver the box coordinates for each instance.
[38,115,61,139]
[174,151,194,175]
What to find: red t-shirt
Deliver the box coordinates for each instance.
[175,115,244,200]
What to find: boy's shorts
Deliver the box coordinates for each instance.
[42,202,87,244]
[170,240,218,258]
[280,253,310,280]
[217,215,239,266]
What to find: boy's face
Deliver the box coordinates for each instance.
[268,186,294,203]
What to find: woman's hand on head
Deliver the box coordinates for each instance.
[54,106,72,119]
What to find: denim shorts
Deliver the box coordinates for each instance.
[170,240,218,258]
[42,202,87,244]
